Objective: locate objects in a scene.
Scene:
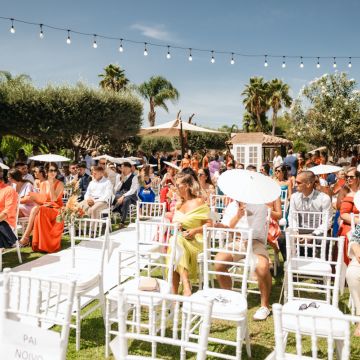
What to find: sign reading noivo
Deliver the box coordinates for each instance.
[1,319,62,360]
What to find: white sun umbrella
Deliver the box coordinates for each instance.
[308,164,342,175]
[92,154,117,163]
[29,154,70,162]
[217,169,281,205]
[0,162,9,170]
[163,161,181,171]
[127,156,142,161]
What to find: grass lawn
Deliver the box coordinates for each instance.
[3,231,360,359]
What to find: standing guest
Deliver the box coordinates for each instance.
[19,163,64,252]
[78,163,91,201]
[190,154,200,174]
[82,166,113,220]
[0,167,18,249]
[283,149,298,177]
[198,168,215,204]
[160,163,178,211]
[15,162,35,183]
[202,151,209,169]
[180,153,191,169]
[171,173,211,296]
[33,165,47,190]
[209,155,221,178]
[83,150,94,170]
[138,165,155,203]
[66,162,78,184]
[297,154,306,173]
[113,162,139,227]
[272,150,283,169]
[8,169,35,218]
[274,165,292,199]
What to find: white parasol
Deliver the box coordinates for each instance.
[0,162,9,170]
[217,169,281,204]
[308,164,342,175]
[29,154,70,162]
[92,154,117,162]
[163,161,181,171]
[137,164,156,168]
[127,156,142,161]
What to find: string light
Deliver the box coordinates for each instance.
[333,57,337,68]
[92,34,97,48]
[166,45,171,59]
[188,48,192,62]
[119,38,123,52]
[300,56,304,68]
[264,55,268,67]
[211,50,215,64]
[144,42,148,56]
[348,57,352,68]
[230,53,235,65]
[10,18,15,33]
[39,24,44,39]
[316,57,320,68]
[282,56,286,68]
[66,30,71,44]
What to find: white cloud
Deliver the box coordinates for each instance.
[131,23,177,42]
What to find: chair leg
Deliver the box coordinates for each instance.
[76,296,81,351]
[0,251,2,272]
[98,282,106,326]
[245,321,251,358]
[105,299,110,358]
[16,241,22,264]
[235,323,244,360]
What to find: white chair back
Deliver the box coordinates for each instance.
[113,288,213,360]
[269,303,359,360]
[136,201,166,221]
[285,231,344,307]
[209,194,231,222]
[1,268,76,360]
[62,187,73,204]
[202,226,253,296]
[289,209,329,234]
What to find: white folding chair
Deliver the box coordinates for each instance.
[1,268,76,360]
[110,288,213,360]
[0,198,22,272]
[186,226,253,360]
[105,220,178,358]
[209,194,231,222]
[265,303,360,360]
[63,217,111,351]
[136,201,166,222]
[62,187,73,204]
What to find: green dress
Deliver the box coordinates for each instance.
[172,204,210,281]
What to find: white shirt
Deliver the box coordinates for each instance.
[84,176,113,203]
[23,173,35,183]
[115,173,139,198]
[273,155,283,168]
[221,201,268,243]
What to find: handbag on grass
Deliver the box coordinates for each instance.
[138,277,160,292]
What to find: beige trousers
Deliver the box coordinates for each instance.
[346,258,360,315]
[81,200,108,220]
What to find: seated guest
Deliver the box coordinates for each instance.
[66,162,78,184]
[15,162,34,183]
[78,162,91,201]
[82,166,113,219]
[20,163,64,252]
[8,169,35,217]
[198,168,215,204]
[0,167,18,248]
[215,200,272,320]
[33,165,47,190]
[113,162,139,227]
[138,165,155,203]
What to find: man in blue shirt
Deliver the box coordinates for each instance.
[283,149,298,177]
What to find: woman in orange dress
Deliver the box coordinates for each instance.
[190,154,199,174]
[20,163,64,253]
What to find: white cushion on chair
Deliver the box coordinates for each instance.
[51,271,100,293]
[186,288,247,320]
[282,300,346,338]
[291,258,332,275]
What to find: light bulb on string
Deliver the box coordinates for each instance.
[300,56,304,68]
[166,46,171,59]
[119,39,123,52]
[144,43,148,56]
[316,57,320,68]
[66,30,71,44]
[10,18,15,34]
[39,24,44,39]
[211,51,215,64]
[333,57,337,68]
[348,57,352,68]
[92,34,98,48]
[264,55,268,67]
[230,53,235,65]
[282,56,286,68]
[188,48,193,61]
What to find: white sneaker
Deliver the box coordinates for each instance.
[253,306,271,321]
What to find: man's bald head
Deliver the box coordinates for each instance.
[297,170,316,184]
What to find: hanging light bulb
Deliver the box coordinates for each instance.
[144,42,148,56]
[333,57,337,68]
[300,56,304,68]
[10,18,15,34]
[92,34,98,48]
[39,24,44,39]
[211,51,215,64]
[230,53,235,65]
[188,48,193,62]
[264,55,268,67]
[166,45,171,59]
[119,38,123,52]
[316,57,320,68]
[348,57,352,68]
[282,56,286,68]
[66,30,71,44]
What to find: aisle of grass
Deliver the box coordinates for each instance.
[3,234,360,359]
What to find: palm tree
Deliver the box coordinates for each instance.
[242,77,269,131]
[0,70,31,84]
[138,76,179,126]
[98,64,129,92]
[267,79,292,136]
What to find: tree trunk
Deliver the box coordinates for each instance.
[256,111,262,131]
[148,98,156,126]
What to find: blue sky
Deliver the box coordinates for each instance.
[1,0,359,128]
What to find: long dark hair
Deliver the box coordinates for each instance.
[203,168,213,185]
[8,169,32,184]
[275,165,288,181]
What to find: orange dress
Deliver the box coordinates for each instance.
[191,158,199,173]
[32,180,64,253]
[181,158,190,169]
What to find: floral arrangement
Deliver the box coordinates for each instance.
[64,179,81,198]
[57,195,87,225]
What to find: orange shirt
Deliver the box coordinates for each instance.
[191,158,199,172]
[0,182,18,228]
[181,158,190,169]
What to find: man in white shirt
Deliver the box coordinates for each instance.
[215,200,272,321]
[272,150,283,169]
[82,166,113,219]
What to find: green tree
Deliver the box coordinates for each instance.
[98,64,129,92]
[0,70,31,84]
[242,77,269,131]
[267,79,292,136]
[138,76,179,126]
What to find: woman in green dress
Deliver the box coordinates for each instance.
[172,173,212,296]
